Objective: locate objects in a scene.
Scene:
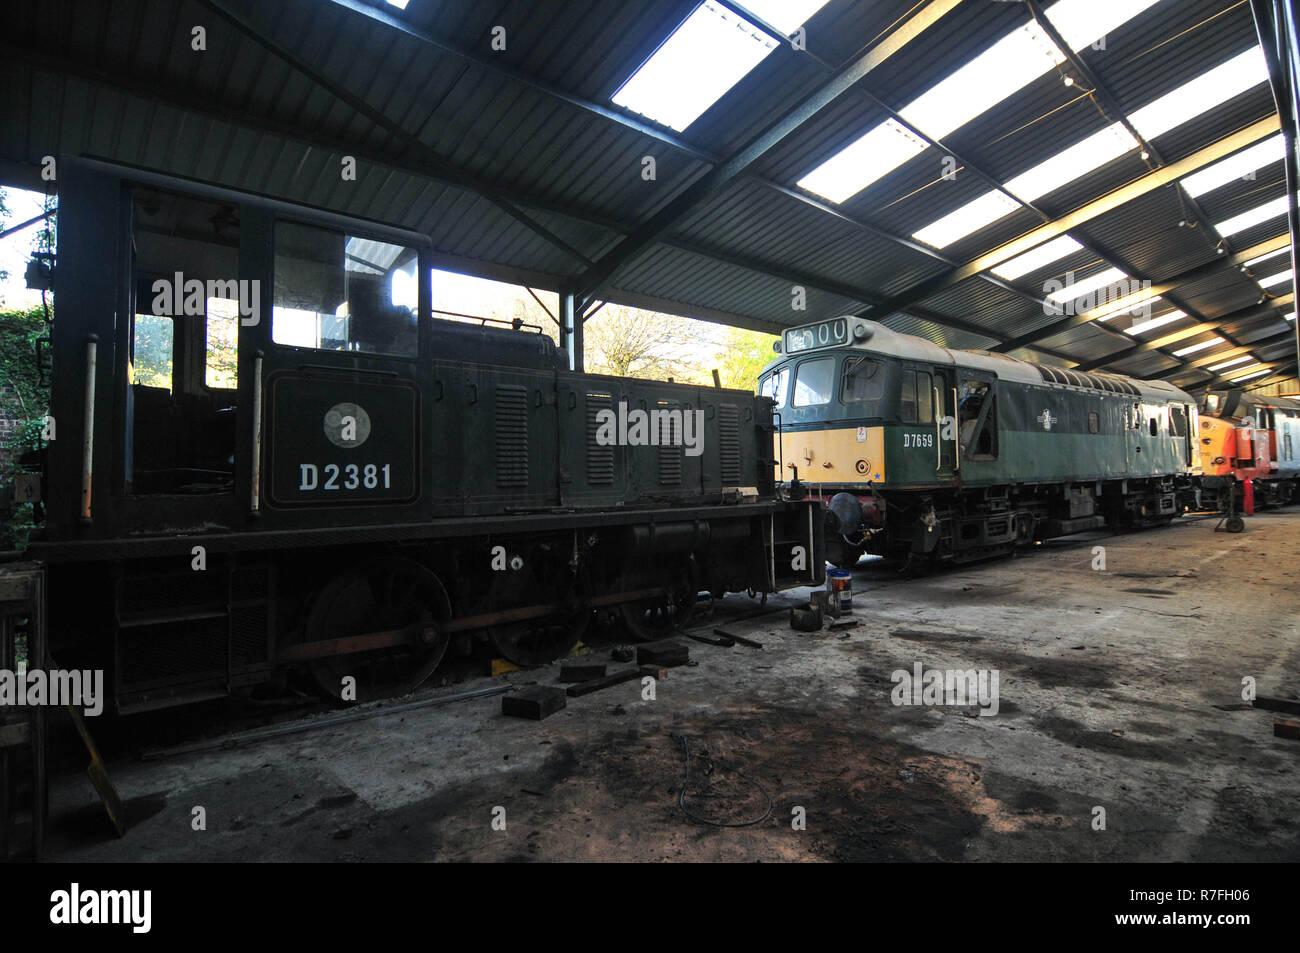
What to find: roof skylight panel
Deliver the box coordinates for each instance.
[898,20,1064,143]
[912,190,1022,249]
[915,46,1272,249]
[740,0,832,35]
[1003,123,1138,201]
[1128,46,1270,141]
[1209,355,1253,370]
[1225,364,1268,379]
[1259,270,1293,288]
[989,235,1083,280]
[1044,266,1129,305]
[1173,336,1225,356]
[1244,244,1292,269]
[795,0,1159,204]
[902,0,1160,141]
[611,2,779,132]
[797,120,929,203]
[1181,135,1285,197]
[1124,310,1187,336]
[1214,196,1291,236]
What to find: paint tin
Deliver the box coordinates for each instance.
[827,569,852,612]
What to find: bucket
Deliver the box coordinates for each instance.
[827,569,853,613]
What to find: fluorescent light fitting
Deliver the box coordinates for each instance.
[1173,336,1224,356]
[990,236,1084,280]
[1214,195,1290,236]
[385,0,410,8]
[1210,356,1252,370]
[612,1,778,131]
[1259,270,1293,288]
[797,119,928,203]
[1182,135,1285,197]
[1228,368,1271,381]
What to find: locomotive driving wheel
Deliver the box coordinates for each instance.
[618,556,698,642]
[486,561,592,667]
[303,556,451,704]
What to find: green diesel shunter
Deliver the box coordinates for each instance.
[759,317,1202,568]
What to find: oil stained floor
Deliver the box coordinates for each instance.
[41,510,1300,862]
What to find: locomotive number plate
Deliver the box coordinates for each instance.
[266,372,418,505]
[902,433,934,449]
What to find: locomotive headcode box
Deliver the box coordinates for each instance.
[266,371,420,505]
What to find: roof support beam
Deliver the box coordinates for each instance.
[571,0,963,305]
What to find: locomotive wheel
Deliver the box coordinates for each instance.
[618,557,698,642]
[486,563,591,667]
[303,556,451,705]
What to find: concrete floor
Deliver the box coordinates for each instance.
[44,510,1300,862]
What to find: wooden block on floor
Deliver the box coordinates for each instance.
[636,639,689,667]
[1274,718,1300,740]
[559,662,606,682]
[502,686,567,720]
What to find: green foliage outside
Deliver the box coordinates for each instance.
[0,305,50,552]
[713,325,778,392]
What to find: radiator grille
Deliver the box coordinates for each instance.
[120,618,225,689]
[495,385,529,488]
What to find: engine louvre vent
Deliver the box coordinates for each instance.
[495,385,529,488]
[586,394,615,486]
[657,402,682,485]
[719,403,741,485]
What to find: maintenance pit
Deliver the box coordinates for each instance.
[40,511,1300,863]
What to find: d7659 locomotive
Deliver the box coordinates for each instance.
[759,317,1201,568]
[16,157,822,712]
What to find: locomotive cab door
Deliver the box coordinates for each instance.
[104,179,251,536]
[932,366,957,478]
[248,211,431,526]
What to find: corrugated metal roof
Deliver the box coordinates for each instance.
[0,0,1292,385]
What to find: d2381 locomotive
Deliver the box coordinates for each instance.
[759,317,1201,568]
[18,157,822,712]
[1197,388,1300,510]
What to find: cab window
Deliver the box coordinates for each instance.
[759,366,789,409]
[792,358,835,407]
[899,369,933,424]
[842,357,885,408]
[272,222,420,357]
